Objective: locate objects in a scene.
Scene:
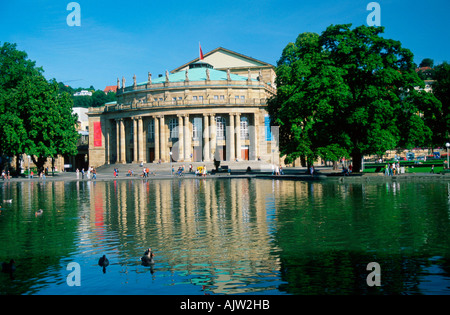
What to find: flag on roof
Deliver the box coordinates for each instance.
[199,42,204,60]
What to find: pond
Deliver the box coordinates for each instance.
[1,178,450,295]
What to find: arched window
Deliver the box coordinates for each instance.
[240,116,249,140]
[215,116,226,140]
[169,118,178,140]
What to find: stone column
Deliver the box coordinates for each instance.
[133,117,138,163]
[229,113,235,161]
[209,114,216,161]
[178,114,184,162]
[120,118,126,163]
[105,125,110,164]
[116,119,120,163]
[159,115,166,162]
[154,116,160,163]
[138,116,144,163]
[251,113,258,160]
[203,114,210,162]
[235,113,241,160]
[184,115,191,161]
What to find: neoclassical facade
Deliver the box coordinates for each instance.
[87,48,278,167]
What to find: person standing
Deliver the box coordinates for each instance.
[76,168,80,179]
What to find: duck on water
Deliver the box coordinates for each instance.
[141,248,155,266]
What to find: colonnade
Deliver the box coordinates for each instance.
[111,112,258,164]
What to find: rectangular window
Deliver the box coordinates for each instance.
[265,115,272,141]
[147,120,154,142]
[214,95,218,100]
[193,96,198,101]
[192,117,202,140]
[220,95,224,100]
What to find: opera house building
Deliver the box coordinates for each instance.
[87,47,279,167]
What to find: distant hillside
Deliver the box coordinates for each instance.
[57,82,116,108]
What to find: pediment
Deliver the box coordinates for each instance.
[171,47,274,73]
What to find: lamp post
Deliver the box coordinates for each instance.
[169,151,173,177]
[446,142,450,170]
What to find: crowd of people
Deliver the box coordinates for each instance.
[75,167,97,180]
[383,162,401,176]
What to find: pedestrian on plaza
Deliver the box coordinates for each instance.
[76,168,80,179]
[430,165,435,174]
[81,168,85,179]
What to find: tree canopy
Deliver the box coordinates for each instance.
[0,42,80,173]
[268,24,442,172]
[432,61,450,143]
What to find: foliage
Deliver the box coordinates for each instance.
[432,61,450,142]
[57,82,116,108]
[0,42,80,172]
[268,24,441,172]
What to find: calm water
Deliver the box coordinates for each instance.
[1,178,450,295]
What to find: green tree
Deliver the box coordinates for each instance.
[0,42,79,173]
[432,61,450,143]
[268,25,439,172]
[419,58,434,68]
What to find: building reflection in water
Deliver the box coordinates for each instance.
[2,178,450,294]
[85,178,282,294]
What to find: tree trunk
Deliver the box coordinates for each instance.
[333,160,339,171]
[352,151,362,173]
[15,154,21,177]
[300,155,307,167]
[31,156,47,174]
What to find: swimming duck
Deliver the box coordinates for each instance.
[3,199,12,203]
[35,209,43,216]
[98,255,109,273]
[140,248,155,266]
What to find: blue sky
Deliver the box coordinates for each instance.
[1,0,449,90]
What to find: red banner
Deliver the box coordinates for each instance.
[93,121,102,147]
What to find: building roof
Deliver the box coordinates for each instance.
[138,67,256,86]
[104,85,118,93]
